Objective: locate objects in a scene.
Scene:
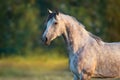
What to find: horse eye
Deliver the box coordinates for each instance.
[54,22,58,25]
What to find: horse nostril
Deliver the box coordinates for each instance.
[45,37,48,42]
[41,37,47,43]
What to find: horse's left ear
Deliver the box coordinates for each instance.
[55,10,59,15]
[48,9,53,14]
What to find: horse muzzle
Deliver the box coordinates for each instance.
[41,36,50,45]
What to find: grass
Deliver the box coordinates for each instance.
[0,55,70,80]
[0,55,120,80]
[0,55,68,70]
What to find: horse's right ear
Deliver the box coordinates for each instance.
[55,10,59,15]
[48,9,53,14]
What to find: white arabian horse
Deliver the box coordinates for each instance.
[41,10,120,80]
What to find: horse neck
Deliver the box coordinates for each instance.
[62,16,90,54]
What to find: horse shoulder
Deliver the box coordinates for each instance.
[76,45,97,75]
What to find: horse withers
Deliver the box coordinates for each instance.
[41,10,120,80]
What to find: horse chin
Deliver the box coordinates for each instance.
[45,40,51,46]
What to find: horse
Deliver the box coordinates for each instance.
[41,10,120,80]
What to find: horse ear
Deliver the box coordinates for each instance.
[55,10,59,15]
[48,9,53,14]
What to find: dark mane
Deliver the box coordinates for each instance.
[88,32,102,44]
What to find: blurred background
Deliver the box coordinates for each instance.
[0,0,120,80]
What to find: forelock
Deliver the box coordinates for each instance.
[47,13,56,22]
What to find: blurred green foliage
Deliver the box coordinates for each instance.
[0,0,120,56]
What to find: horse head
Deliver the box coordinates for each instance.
[42,10,66,45]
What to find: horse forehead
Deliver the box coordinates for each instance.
[47,17,56,28]
[47,13,56,22]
